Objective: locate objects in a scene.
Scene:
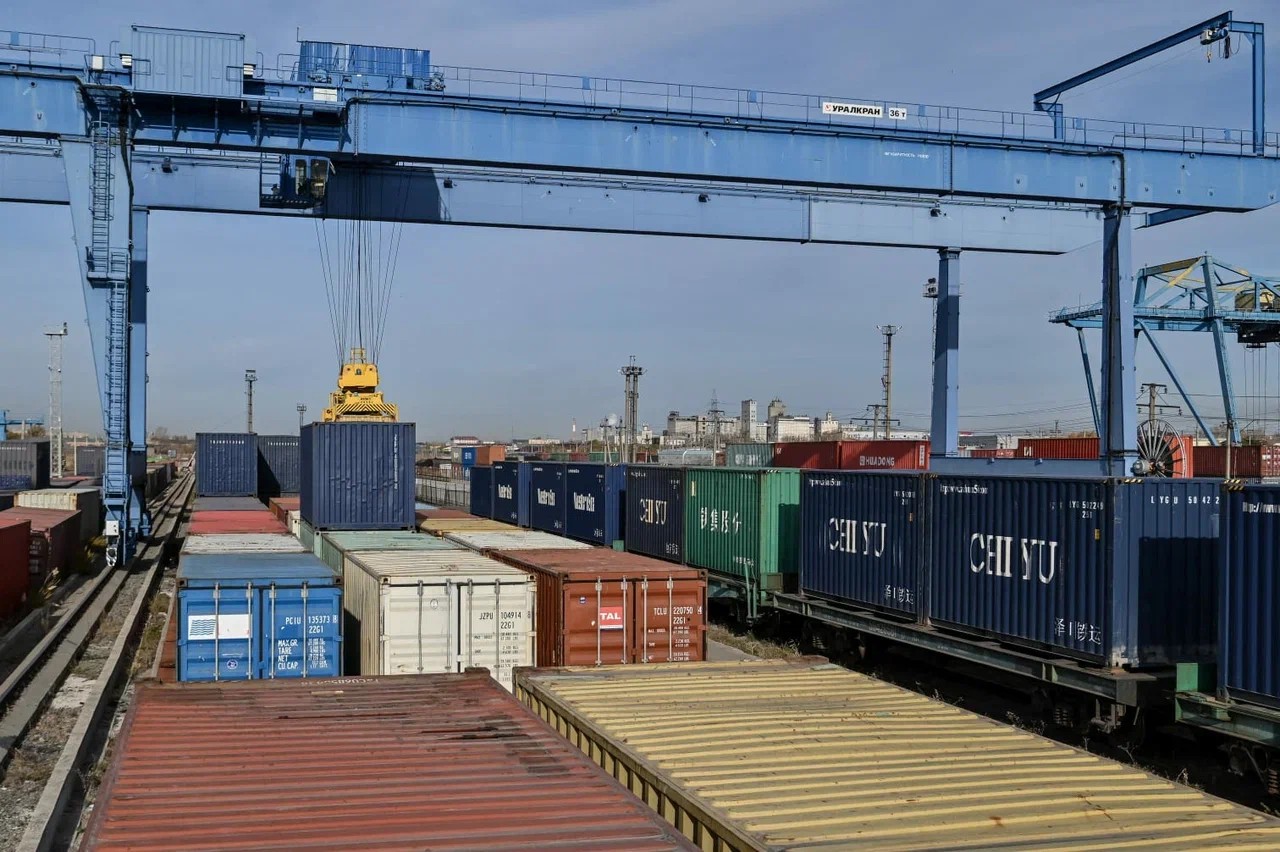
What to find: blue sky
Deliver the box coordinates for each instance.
[3,0,1280,440]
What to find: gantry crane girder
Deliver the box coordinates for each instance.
[0,15,1277,561]
[1052,254,1280,445]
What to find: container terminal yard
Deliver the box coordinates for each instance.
[4,5,1280,851]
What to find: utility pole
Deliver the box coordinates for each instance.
[1139,382,1180,425]
[707,389,725,454]
[620,356,644,463]
[297,403,307,431]
[44,322,68,477]
[878,325,900,440]
[245,370,257,433]
[863,405,899,439]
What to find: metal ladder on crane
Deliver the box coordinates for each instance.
[87,106,132,566]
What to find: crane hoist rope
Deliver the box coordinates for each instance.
[313,168,411,422]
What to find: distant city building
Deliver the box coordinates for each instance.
[767,398,787,421]
[815,411,841,436]
[665,410,741,441]
[771,415,814,442]
[639,423,654,443]
[740,399,759,438]
[449,435,481,446]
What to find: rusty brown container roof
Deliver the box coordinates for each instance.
[83,673,697,851]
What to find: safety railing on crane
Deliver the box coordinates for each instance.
[3,26,1279,158]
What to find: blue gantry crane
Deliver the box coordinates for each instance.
[0,411,44,440]
[1053,255,1280,446]
[0,12,1277,562]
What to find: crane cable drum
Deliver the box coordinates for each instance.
[313,164,412,422]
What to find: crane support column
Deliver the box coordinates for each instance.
[131,208,151,537]
[62,91,139,566]
[1076,328,1102,438]
[930,248,961,458]
[1201,255,1241,444]
[1100,205,1137,475]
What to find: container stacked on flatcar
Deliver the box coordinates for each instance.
[564,462,626,546]
[1219,483,1280,709]
[529,461,567,533]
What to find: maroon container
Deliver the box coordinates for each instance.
[493,548,707,667]
[772,440,849,469]
[267,496,300,523]
[1017,437,1100,459]
[1193,444,1280,479]
[0,516,32,619]
[840,440,930,470]
[970,448,1016,458]
[1,507,79,580]
[187,509,287,535]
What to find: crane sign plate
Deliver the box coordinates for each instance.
[822,101,907,120]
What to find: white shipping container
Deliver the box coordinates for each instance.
[182,533,306,554]
[286,510,301,538]
[344,550,535,691]
[16,487,100,542]
[444,530,593,553]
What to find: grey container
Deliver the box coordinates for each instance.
[800,471,923,617]
[257,434,301,497]
[0,439,50,490]
[130,25,246,97]
[74,444,105,478]
[300,422,415,531]
[929,475,1220,667]
[724,443,774,468]
[196,433,257,497]
[1219,483,1280,708]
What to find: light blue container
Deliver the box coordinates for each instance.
[176,553,342,682]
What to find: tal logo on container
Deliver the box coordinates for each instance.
[598,606,625,630]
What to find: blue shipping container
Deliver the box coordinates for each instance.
[176,553,342,682]
[492,461,530,527]
[257,434,301,497]
[461,447,477,467]
[625,466,685,563]
[529,463,566,533]
[929,476,1219,667]
[300,422,415,530]
[799,471,923,617]
[565,463,626,546]
[196,433,257,497]
[1220,483,1280,708]
[470,466,494,519]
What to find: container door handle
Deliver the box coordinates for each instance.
[416,580,424,673]
[667,577,674,662]
[212,582,220,682]
[621,578,628,665]
[269,584,277,679]
[494,578,502,685]
[594,578,603,667]
[641,578,650,664]
[445,579,454,674]
[301,582,309,678]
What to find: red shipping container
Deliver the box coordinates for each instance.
[493,548,707,666]
[0,516,32,619]
[475,445,507,465]
[970,448,1016,458]
[841,440,931,470]
[1017,437,1100,459]
[772,441,850,469]
[569,452,588,462]
[1,507,79,580]
[187,510,287,535]
[1192,444,1280,479]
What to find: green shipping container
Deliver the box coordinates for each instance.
[724,443,774,468]
[588,452,606,463]
[683,468,800,620]
[316,530,460,575]
[298,518,316,553]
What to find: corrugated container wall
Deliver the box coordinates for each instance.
[0,440,50,490]
[1220,484,1280,707]
[929,476,1219,666]
[176,553,342,681]
[195,433,257,497]
[1194,444,1280,479]
[82,675,697,852]
[491,461,530,527]
[74,444,105,477]
[529,462,566,533]
[300,422,415,530]
[495,549,706,666]
[683,468,799,618]
[129,25,245,97]
[842,439,930,470]
[771,440,844,469]
[317,529,459,575]
[187,510,285,536]
[564,463,626,545]
[2,506,78,579]
[625,466,685,563]
[800,471,923,616]
[469,465,494,518]
[343,550,534,690]
[723,443,773,468]
[0,516,31,619]
[256,434,301,497]
[1017,436,1099,459]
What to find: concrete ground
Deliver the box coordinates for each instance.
[706,640,759,662]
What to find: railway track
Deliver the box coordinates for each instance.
[0,473,192,851]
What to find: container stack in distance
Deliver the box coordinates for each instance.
[0,439,50,490]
